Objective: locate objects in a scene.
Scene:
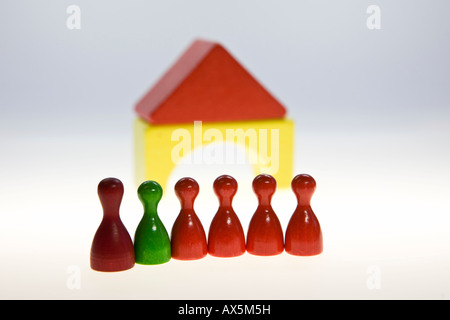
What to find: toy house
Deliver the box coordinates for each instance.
[134,39,294,189]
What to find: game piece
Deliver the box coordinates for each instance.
[133,180,171,265]
[285,174,323,256]
[208,175,246,257]
[171,177,207,260]
[90,177,135,272]
[246,174,284,256]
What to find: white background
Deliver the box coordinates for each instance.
[1,0,449,299]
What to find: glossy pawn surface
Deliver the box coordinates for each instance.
[246,174,284,256]
[285,174,323,256]
[134,180,171,265]
[171,177,207,260]
[90,178,135,272]
[208,175,246,257]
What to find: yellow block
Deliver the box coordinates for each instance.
[134,118,294,189]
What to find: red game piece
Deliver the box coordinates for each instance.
[285,174,323,256]
[246,174,284,256]
[208,175,246,257]
[171,177,207,260]
[90,178,135,272]
[134,39,286,124]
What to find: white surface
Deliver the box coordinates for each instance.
[1,127,449,300]
[1,0,450,300]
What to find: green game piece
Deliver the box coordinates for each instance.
[134,180,171,265]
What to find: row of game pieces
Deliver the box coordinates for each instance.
[90,174,323,272]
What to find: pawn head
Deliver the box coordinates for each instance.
[252,174,277,203]
[174,177,199,207]
[291,174,316,206]
[97,177,124,214]
[213,175,238,204]
[137,180,163,207]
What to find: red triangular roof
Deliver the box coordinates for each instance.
[135,39,286,124]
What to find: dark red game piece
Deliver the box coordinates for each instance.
[90,178,135,272]
[246,174,284,256]
[208,175,246,257]
[285,174,323,256]
[171,177,207,260]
